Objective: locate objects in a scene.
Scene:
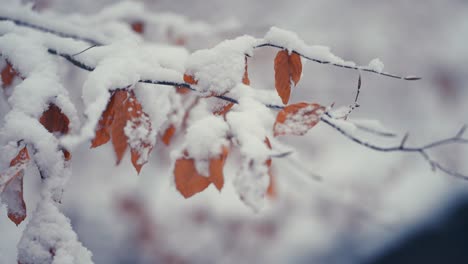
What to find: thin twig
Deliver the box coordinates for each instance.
[0,16,102,46]
[0,15,421,81]
[255,43,421,81]
[320,115,468,179]
[71,44,98,57]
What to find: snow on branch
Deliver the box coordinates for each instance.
[43,48,468,180]
[0,13,420,81]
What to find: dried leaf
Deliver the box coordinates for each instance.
[161,125,176,146]
[91,90,154,173]
[264,137,276,198]
[174,157,210,198]
[212,102,234,116]
[266,171,276,198]
[39,104,72,161]
[274,50,303,104]
[39,104,70,135]
[208,146,229,191]
[184,74,197,85]
[274,102,325,136]
[131,21,144,34]
[1,61,18,89]
[131,149,144,174]
[91,92,117,147]
[0,147,30,226]
[289,52,302,85]
[174,147,228,197]
[110,91,129,164]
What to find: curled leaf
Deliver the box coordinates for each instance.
[274,102,325,136]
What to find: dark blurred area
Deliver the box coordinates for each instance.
[365,197,468,264]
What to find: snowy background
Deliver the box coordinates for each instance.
[1,0,468,263]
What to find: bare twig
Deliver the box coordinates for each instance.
[319,115,468,180]
[0,16,102,45]
[0,15,421,81]
[71,44,98,57]
[255,43,421,81]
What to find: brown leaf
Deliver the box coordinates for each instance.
[39,104,70,135]
[174,157,210,198]
[289,52,302,85]
[274,102,325,136]
[91,90,154,173]
[161,125,176,146]
[264,137,276,198]
[91,92,117,148]
[266,171,276,198]
[62,149,71,161]
[184,74,197,85]
[1,61,18,89]
[208,146,229,191]
[110,91,129,164]
[274,50,303,104]
[40,104,72,161]
[212,102,234,116]
[274,50,291,104]
[131,21,144,34]
[131,149,143,174]
[174,146,229,198]
[1,147,30,226]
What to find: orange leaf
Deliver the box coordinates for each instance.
[208,146,229,191]
[274,102,325,136]
[161,125,176,146]
[125,92,154,173]
[184,74,197,85]
[10,146,30,167]
[174,157,210,198]
[91,92,117,148]
[289,52,302,86]
[264,137,276,198]
[1,147,30,226]
[109,90,129,164]
[1,61,18,89]
[92,90,154,172]
[39,104,70,135]
[212,102,234,116]
[176,73,197,95]
[131,149,143,174]
[266,171,276,198]
[131,21,144,34]
[274,50,291,104]
[274,50,303,104]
